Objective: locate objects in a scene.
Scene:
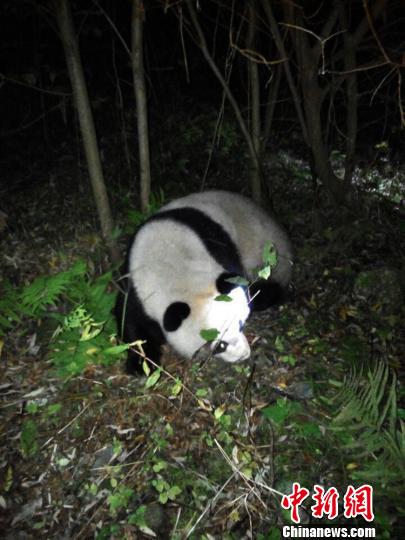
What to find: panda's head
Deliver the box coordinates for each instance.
[205,285,251,363]
[162,275,251,363]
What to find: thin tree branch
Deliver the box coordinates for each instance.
[262,65,282,155]
[353,0,387,47]
[362,0,391,65]
[185,0,261,199]
[262,2,308,144]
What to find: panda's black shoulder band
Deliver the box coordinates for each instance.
[147,207,244,275]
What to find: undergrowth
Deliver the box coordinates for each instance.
[0,193,403,537]
[0,259,126,377]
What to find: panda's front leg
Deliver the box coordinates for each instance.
[115,280,165,374]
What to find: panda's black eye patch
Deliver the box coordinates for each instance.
[216,272,239,294]
[213,340,228,355]
[163,302,191,332]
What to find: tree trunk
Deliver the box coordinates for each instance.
[247,1,261,202]
[131,0,151,214]
[343,36,358,189]
[286,4,346,205]
[301,58,345,204]
[339,0,358,192]
[56,0,120,263]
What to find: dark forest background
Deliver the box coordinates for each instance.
[1,0,404,214]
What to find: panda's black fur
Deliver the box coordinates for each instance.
[115,190,292,374]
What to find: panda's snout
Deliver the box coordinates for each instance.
[213,333,251,363]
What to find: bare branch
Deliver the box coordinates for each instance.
[262,2,308,143]
[353,0,387,47]
[362,0,392,65]
[185,0,261,199]
[397,70,405,127]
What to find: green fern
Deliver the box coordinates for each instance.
[21,260,87,315]
[330,361,404,484]
[1,260,124,377]
[48,268,120,378]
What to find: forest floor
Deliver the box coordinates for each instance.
[0,135,404,539]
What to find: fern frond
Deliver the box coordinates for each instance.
[1,260,119,377]
[330,360,404,482]
[333,362,395,428]
[21,260,86,315]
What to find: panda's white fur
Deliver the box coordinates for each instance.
[116,190,292,373]
[162,191,292,287]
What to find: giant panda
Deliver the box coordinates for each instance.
[115,190,293,373]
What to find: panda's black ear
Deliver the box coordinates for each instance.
[248,279,287,311]
[163,302,191,332]
[216,272,242,294]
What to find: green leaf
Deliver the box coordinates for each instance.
[165,422,174,436]
[107,485,134,514]
[3,466,13,492]
[46,403,62,416]
[103,343,130,355]
[214,294,232,302]
[263,243,278,267]
[159,492,169,504]
[225,275,250,287]
[214,404,226,420]
[153,460,167,473]
[128,505,158,536]
[258,266,271,280]
[112,437,123,456]
[279,354,296,366]
[261,399,301,425]
[88,483,98,496]
[20,419,38,457]
[170,378,183,396]
[168,485,182,500]
[142,360,151,377]
[145,368,161,389]
[275,336,285,353]
[257,243,278,280]
[152,478,168,493]
[128,504,146,527]
[26,403,39,414]
[200,328,219,342]
[299,422,321,437]
[80,322,104,341]
[128,505,146,526]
